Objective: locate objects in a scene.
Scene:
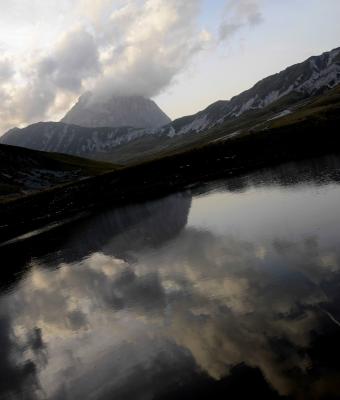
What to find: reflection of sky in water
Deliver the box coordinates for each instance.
[1,156,340,399]
[189,184,340,243]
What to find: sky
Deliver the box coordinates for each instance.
[0,0,339,134]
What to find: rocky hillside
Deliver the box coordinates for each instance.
[61,93,171,128]
[1,123,145,159]
[0,144,115,201]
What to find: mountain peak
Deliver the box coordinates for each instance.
[61,92,171,129]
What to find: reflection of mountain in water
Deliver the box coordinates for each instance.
[0,192,192,287]
[64,192,192,262]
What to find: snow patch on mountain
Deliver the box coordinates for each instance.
[268,109,292,121]
[297,63,340,92]
[233,96,258,117]
[176,115,210,135]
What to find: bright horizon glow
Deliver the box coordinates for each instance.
[0,0,339,133]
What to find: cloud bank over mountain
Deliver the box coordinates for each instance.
[0,0,264,133]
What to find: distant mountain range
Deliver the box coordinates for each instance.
[1,46,340,164]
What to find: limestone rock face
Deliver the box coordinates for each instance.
[61,93,171,129]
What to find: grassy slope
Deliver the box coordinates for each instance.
[0,143,118,201]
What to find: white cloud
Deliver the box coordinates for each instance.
[38,28,101,92]
[0,59,14,82]
[0,0,263,133]
[89,0,206,100]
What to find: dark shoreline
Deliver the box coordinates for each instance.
[1,111,339,243]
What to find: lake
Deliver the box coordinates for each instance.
[1,155,340,399]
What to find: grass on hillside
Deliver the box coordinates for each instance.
[0,144,119,202]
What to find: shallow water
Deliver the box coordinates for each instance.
[1,156,340,399]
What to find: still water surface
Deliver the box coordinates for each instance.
[1,156,340,399]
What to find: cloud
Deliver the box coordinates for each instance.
[0,0,207,133]
[27,27,99,111]
[0,26,101,131]
[3,219,340,399]
[219,0,264,41]
[0,59,14,82]
[39,28,101,92]
[0,0,264,133]
[89,0,206,100]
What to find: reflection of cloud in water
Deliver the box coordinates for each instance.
[2,225,340,399]
[147,230,340,396]
[0,314,47,399]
